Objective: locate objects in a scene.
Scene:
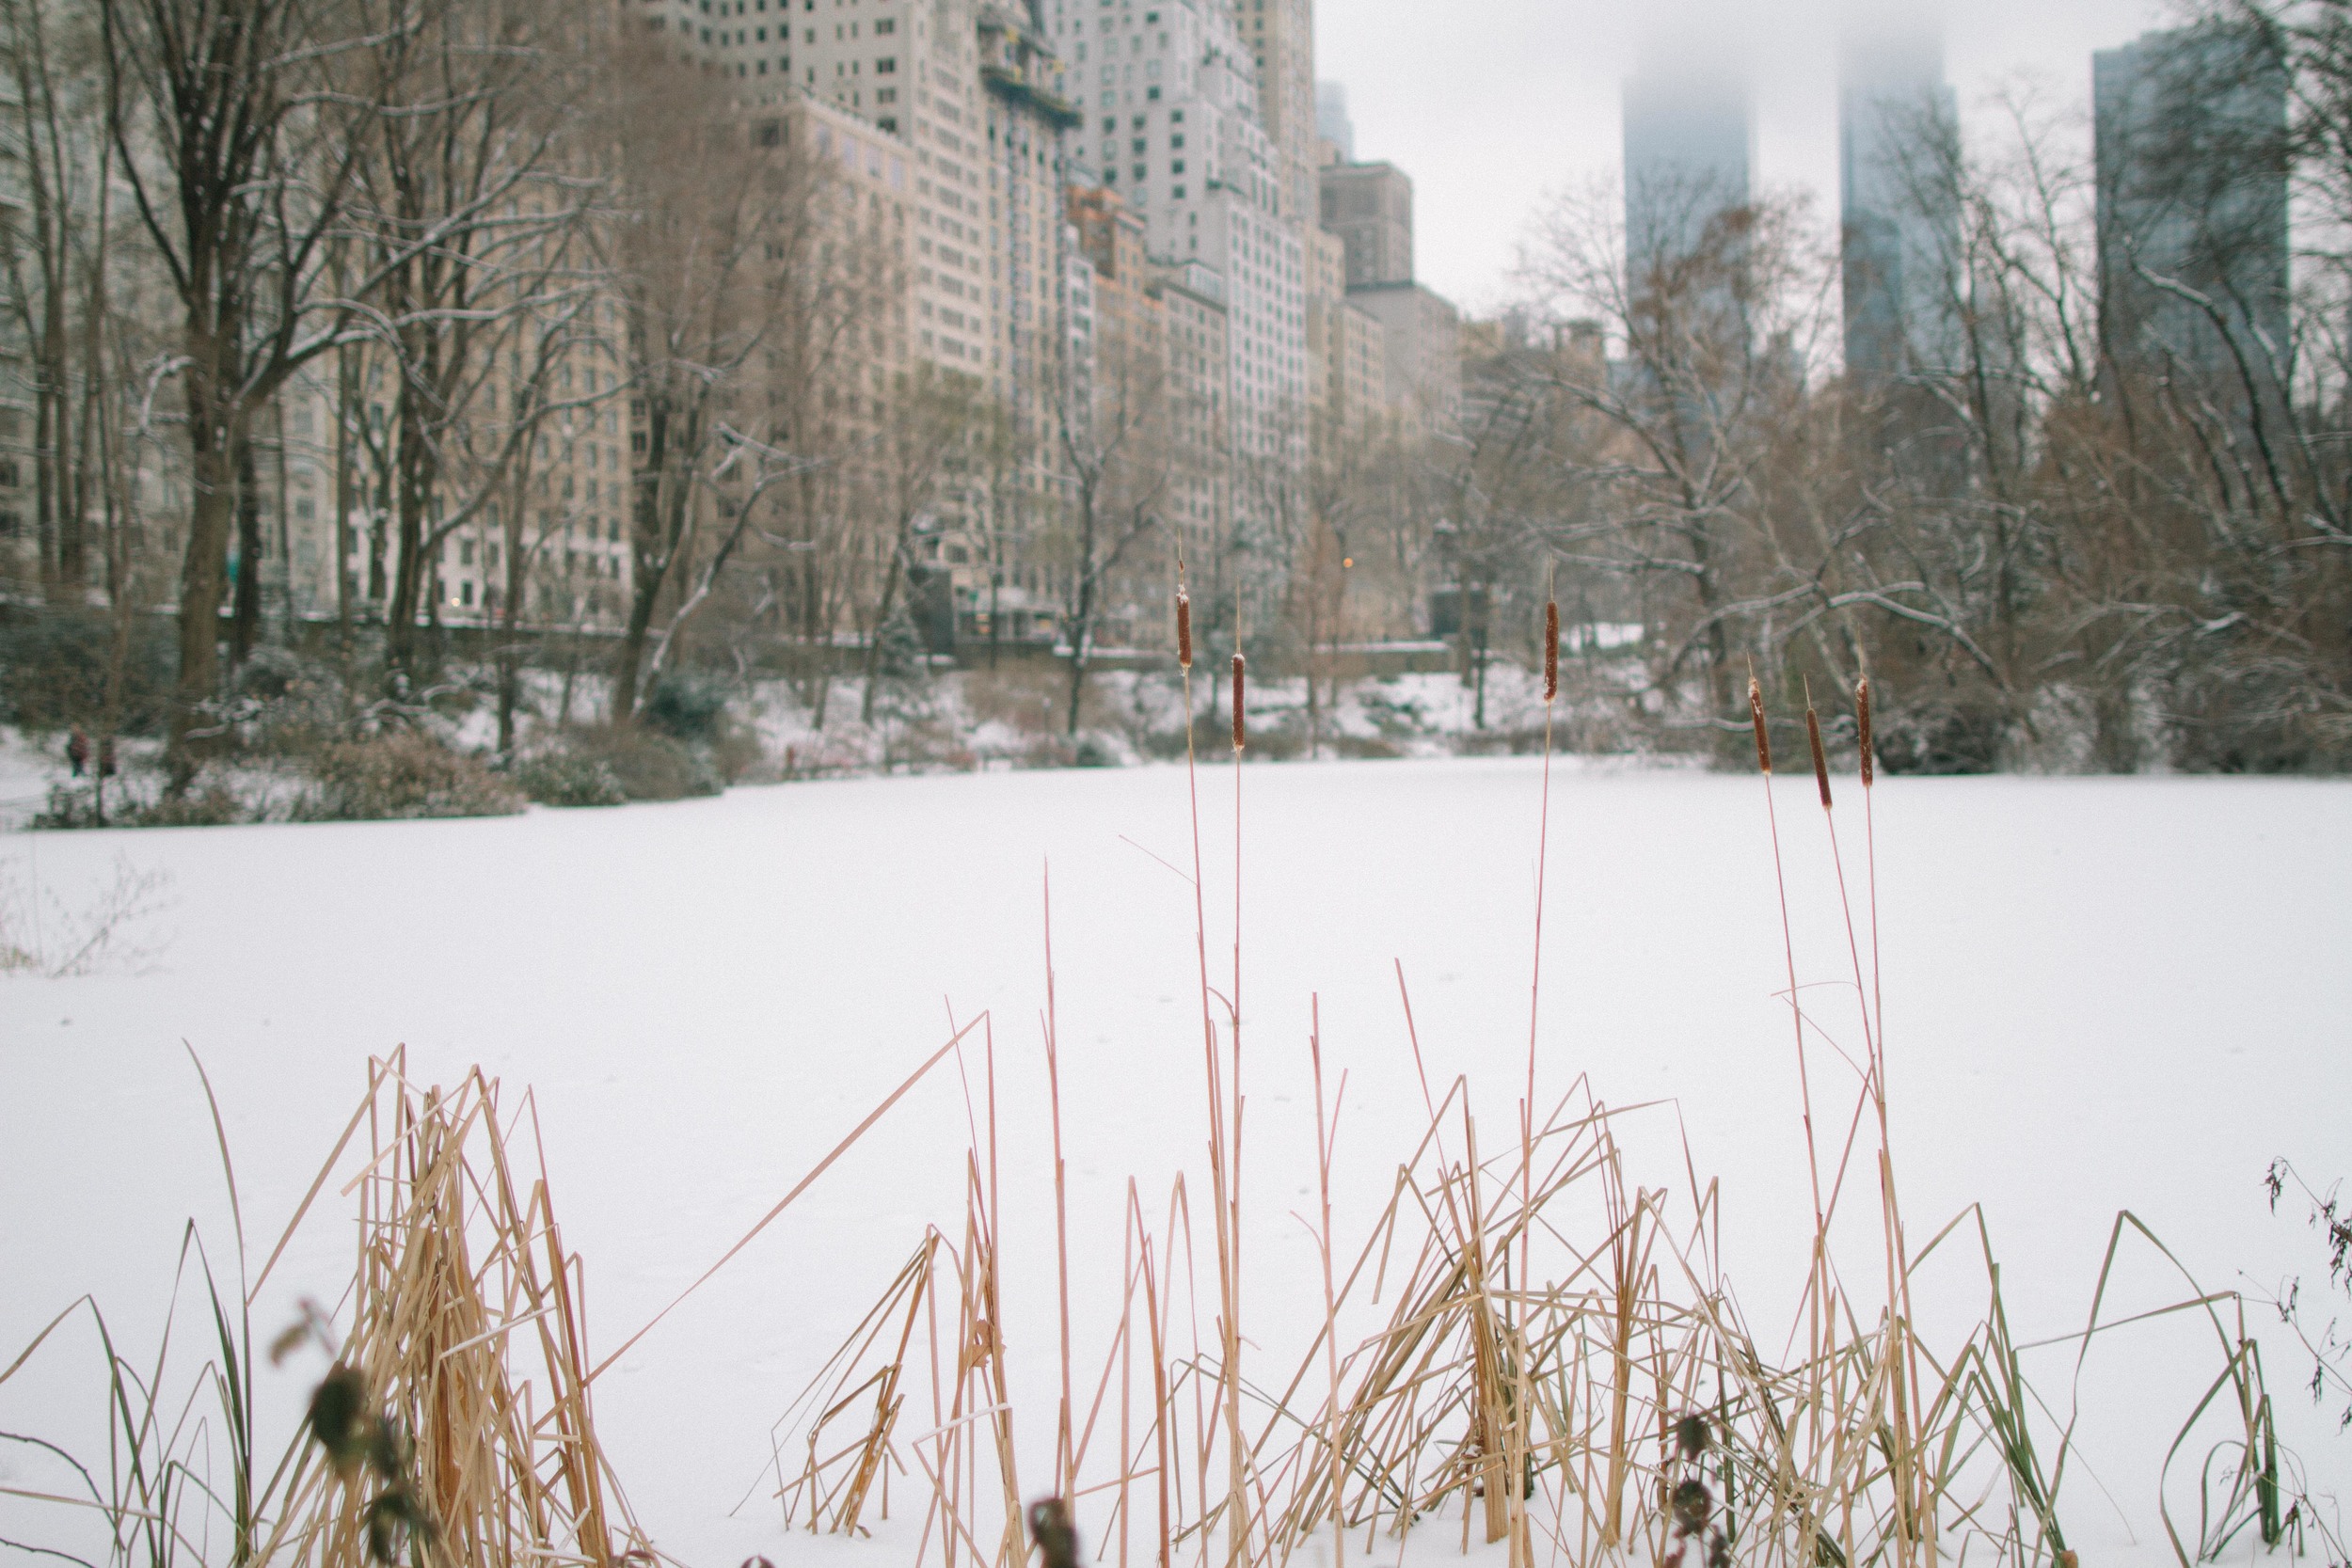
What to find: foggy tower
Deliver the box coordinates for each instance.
[1316,80,1356,163]
[1621,27,1752,281]
[2093,24,2289,391]
[1839,12,1962,384]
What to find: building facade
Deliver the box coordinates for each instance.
[1318,160,1411,289]
[1839,13,1962,387]
[2093,23,2290,390]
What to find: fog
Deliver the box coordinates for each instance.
[1315,0,2182,313]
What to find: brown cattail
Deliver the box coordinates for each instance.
[1232,653,1247,751]
[1543,600,1559,703]
[1175,588,1193,669]
[1805,701,1833,811]
[1855,675,1874,789]
[1747,677,1772,773]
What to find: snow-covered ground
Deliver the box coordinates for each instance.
[1,759,2346,1568]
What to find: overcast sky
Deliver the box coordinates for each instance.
[1314,0,2188,316]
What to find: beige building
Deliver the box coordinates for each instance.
[1304,221,1385,443]
[1347,280,1462,436]
[1243,0,1320,231]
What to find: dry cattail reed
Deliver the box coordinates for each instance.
[1543,601,1559,703]
[1747,677,1771,773]
[1856,676,1874,788]
[1175,588,1193,670]
[1806,702,1833,811]
[1231,654,1247,751]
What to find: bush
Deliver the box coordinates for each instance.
[642,673,733,744]
[562,725,722,801]
[231,645,351,757]
[510,750,629,808]
[1874,696,2004,776]
[0,610,176,736]
[132,785,250,829]
[32,778,253,830]
[295,733,524,821]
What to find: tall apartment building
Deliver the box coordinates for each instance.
[1305,222,1386,442]
[1240,0,1317,230]
[1346,282,1459,434]
[1318,160,1411,288]
[1622,38,1753,278]
[2093,23,2289,389]
[1312,140,1456,436]
[677,0,1011,383]
[1041,0,1307,465]
[1067,184,1230,638]
[1840,13,1961,386]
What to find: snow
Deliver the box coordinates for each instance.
[1,758,2347,1568]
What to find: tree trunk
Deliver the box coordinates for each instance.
[612,542,663,725]
[335,336,358,626]
[232,435,263,667]
[860,531,910,725]
[167,416,239,786]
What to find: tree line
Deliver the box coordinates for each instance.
[4,0,2347,796]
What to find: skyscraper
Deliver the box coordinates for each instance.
[2094,24,2289,388]
[1242,0,1318,230]
[1041,0,1307,459]
[1621,33,1751,283]
[1839,12,1962,385]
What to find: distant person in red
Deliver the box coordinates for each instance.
[66,728,89,776]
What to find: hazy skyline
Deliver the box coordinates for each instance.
[1316,0,2182,314]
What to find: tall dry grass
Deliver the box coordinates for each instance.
[7,596,2335,1568]
[5,1050,651,1568]
[748,595,2336,1568]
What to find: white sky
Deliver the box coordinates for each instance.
[1314,0,2188,316]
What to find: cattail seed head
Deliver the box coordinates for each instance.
[1175,589,1193,669]
[1671,1479,1713,1537]
[1029,1499,1081,1568]
[1543,600,1559,703]
[1806,703,1833,811]
[1747,678,1772,773]
[1232,653,1247,752]
[1856,676,1874,788]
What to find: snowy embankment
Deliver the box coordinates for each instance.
[0,760,2346,1567]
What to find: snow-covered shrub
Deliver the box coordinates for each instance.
[561,725,722,801]
[508,750,629,808]
[295,734,523,821]
[230,644,351,757]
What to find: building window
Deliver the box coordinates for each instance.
[876,55,895,72]
[875,15,893,30]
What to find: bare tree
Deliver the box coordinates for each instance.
[604,82,880,726]
[1049,291,1182,736]
[337,0,612,679]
